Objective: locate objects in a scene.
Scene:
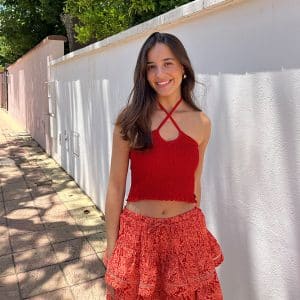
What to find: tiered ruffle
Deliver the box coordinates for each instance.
[104,207,224,299]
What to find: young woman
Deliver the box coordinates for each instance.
[103,32,224,299]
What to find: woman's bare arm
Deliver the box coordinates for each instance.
[194,113,212,207]
[105,124,130,258]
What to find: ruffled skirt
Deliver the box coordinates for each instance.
[104,206,224,299]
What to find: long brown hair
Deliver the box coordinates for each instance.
[116,32,202,150]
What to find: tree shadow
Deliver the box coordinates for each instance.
[0,128,108,299]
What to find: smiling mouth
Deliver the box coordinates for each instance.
[156,79,172,87]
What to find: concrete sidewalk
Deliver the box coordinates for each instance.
[0,109,107,299]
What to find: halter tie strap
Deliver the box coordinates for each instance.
[157,98,182,131]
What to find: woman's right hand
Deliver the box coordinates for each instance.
[104,248,116,298]
[103,246,115,267]
[106,284,115,299]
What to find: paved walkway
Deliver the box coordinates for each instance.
[0,109,107,299]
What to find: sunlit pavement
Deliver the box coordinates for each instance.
[0,109,107,299]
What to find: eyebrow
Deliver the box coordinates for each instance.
[146,58,175,64]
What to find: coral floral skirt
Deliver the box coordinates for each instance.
[103,206,224,299]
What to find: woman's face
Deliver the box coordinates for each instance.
[146,43,184,101]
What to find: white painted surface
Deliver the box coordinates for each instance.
[7,37,65,153]
[49,0,300,299]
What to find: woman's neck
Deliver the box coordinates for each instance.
[157,94,182,111]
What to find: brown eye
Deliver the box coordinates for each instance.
[147,65,155,71]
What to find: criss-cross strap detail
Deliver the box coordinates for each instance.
[156,98,182,132]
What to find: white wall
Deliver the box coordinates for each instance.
[7,36,65,153]
[49,0,300,299]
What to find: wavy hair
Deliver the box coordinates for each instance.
[116,32,202,150]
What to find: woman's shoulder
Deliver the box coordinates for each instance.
[198,111,211,128]
[184,104,211,128]
[187,103,207,116]
[197,111,212,143]
[181,105,211,144]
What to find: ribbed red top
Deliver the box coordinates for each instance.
[127,98,199,203]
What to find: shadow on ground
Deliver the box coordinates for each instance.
[0,122,107,299]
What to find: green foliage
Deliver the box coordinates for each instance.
[64,0,193,44]
[0,0,194,65]
[65,1,130,43]
[0,0,65,65]
[130,0,192,26]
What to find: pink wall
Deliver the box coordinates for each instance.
[7,36,66,153]
[0,72,3,108]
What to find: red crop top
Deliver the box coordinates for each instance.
[126,97,200,204]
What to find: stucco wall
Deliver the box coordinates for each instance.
[49,0,300,299]
[7,36,66,153]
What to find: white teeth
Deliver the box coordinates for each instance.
[157,80,170,86]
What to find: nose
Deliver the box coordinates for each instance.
[154,66,165,77]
